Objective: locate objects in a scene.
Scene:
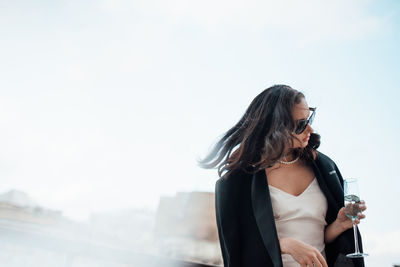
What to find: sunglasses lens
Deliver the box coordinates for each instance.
[294,109,316,134]
[295,121,307,134]
[309,112,315,125]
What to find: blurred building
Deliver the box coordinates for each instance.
[0,189,89,239]
[0,189,221,267]
[0,189,93,267]
[154,191,221,265]
[0,189,63,226]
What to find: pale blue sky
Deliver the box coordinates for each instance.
[0,0,399,265]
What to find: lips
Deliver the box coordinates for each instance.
[304,136,310,142]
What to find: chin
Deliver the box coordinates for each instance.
[300,141,308,148]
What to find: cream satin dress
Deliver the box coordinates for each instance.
[268,178,328,267]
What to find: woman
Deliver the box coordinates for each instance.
[200,85,367,267]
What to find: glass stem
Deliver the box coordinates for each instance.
[352,220,360,254]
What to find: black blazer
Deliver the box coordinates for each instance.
[215,151,365,267]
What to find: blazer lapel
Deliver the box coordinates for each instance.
[251,170,283,267]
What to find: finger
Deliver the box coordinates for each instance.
[316,252,328,267]
[306,260,317,267]
[360,205,367,211]
[358,213,366,219]
[312,257,323,267]
[360,200,365,204]
[354,219,360,224]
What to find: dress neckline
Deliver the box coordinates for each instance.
[268,178,316,198]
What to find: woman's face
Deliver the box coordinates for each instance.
[291,98,314,149]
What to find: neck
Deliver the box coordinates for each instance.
[282,150,297,162]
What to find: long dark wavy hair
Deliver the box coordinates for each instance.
[199,85,321,179]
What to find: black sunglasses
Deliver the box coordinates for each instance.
[294,107,316,134]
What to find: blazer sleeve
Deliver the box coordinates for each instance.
[215,177,241,267]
